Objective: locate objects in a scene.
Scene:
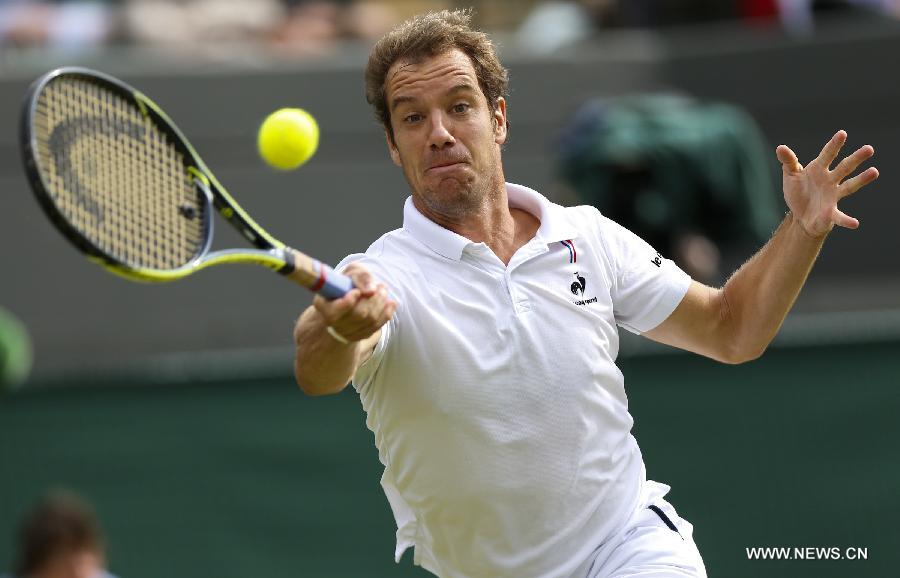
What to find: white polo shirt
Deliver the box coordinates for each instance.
[336,183,691,578]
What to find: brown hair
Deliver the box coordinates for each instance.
[14,490,105,576]
[365,8,509,142]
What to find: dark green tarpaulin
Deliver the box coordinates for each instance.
[2,341,898,577]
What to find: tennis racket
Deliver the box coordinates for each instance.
[20,67,353,299]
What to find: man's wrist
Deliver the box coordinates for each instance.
[326,326,350,345]
[787,211,830,242]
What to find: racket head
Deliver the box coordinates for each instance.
[20,67,353,298]
[21,67,219,281]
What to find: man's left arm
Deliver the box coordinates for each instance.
[644,130,879,364]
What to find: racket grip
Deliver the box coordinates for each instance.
[312,262,355,300]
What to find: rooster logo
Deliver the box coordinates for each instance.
[570,272,586,296]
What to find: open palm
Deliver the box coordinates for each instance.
[777,130,879,238]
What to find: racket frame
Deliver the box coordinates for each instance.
[21,67,352,298]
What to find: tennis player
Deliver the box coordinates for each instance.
[293,9,878,578]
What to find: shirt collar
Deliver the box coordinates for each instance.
[506,182,581,244]
[402,182,581,261]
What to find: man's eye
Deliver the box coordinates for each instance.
[404,113,422,123]
[452,103,470,114]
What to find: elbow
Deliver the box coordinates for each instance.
[292,361,315,395]
[714,293,770,364]
[294,373,344,397]
[293,357,347,397]
[298,383,344,397]
[295,375,328,397]
[718,338,768,365]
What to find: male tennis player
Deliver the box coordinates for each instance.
[293,9,878,578]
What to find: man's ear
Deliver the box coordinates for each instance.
[493,97,508,145]
[386,130,401,166]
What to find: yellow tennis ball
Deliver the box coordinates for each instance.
[257,108,319,170]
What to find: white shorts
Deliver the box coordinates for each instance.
[581,480,707,578]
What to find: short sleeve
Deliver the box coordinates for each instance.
[596,214,692,335]
[334,251,398,393]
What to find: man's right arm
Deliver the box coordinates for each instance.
[293,263,397,396]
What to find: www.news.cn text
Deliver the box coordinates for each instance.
[746,547,868,561]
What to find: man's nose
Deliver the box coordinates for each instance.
[427,113,455,150]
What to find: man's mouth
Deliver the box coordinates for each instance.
[427,160,466,172]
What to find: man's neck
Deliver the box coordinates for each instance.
[416,183,541,265]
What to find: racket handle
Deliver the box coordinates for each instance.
[312,262,354,300]
[281,249,355,299]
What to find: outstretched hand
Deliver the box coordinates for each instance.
[777,130,879,238]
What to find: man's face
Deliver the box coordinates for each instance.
[39,548,105,578]
[384,48,507,220]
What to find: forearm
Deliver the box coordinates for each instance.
[721,212,826,359]
[293,306,365,396]
[648,131,876,364]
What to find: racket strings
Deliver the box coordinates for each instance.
[33,76,206,270]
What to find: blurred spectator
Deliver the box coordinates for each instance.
[557,94,780,284]
[516,1,595,54]
[268,0,344,56]
[0,0,115,49]
[121,0,403,53]
[516,0,900,51]
[0,0,409,52]
[3,489,119,578]
[777,0,900,34]
[4,0,899,52]
[341,0,402,41]
[123,0,286,46]
[269,0,406,55]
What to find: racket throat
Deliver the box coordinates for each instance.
[279,250,354,299]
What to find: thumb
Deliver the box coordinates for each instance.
[776,145,802,174]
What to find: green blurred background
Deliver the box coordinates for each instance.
[2,339,898,577]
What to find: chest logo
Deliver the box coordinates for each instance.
[570,272,586,296]
[570,271,597,306]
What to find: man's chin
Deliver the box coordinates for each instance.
[416,178,482,216]
[428,178,476,202]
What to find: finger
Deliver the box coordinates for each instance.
[353,286,388,320]
[366,287,394,322]
[321,288,363,314]
[832,145,874,181]
[377,297,398,325]
[342,297,397,341]
[776,144,803,174]
[833,207,859,230]
[343,263,377,294]
[313,288,362,322]
[333,287,390,333]
[815,130,847,169]
[838,166,879,198]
